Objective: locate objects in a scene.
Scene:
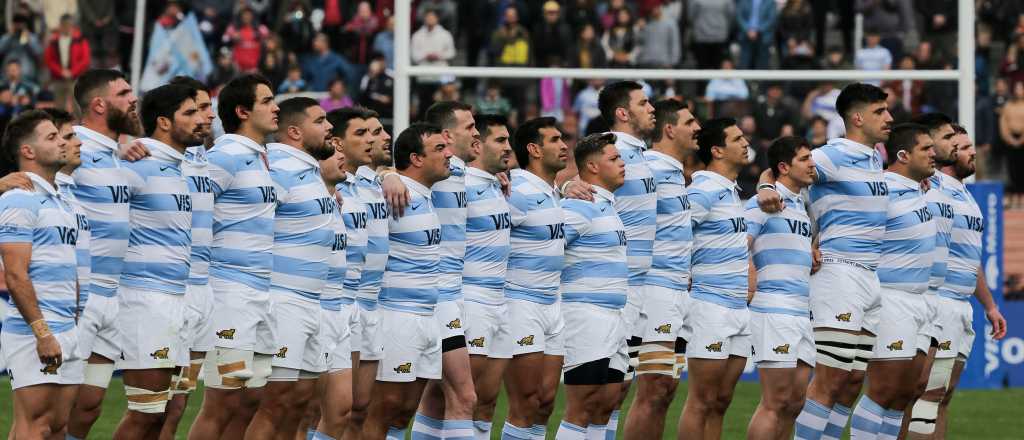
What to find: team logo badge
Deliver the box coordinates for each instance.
[469,337,485,347]
[216,328,236,339]
[654,324,672,334]
[394,362,412,373]
[517,335,535,346]
[705,341,724,352]
[40,363,59,375]
[835,312,852,322]
[150,347,170,359]
[446,318,462,330]
[937,340,952,350]
[773,344,790,354]
[887,340,904,351]
[275,347,288,358]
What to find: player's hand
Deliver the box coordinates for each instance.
[120,141,150,162]
[498,172,511,197]
[562,179,596,201]
[334,190,344,209]
[0,172,33,193]
[986,306,1008,340]
[381,173,410,217]
[757,187,784,213]
[811,246,822,274]
[36,334,62,368]
[920,178,932,192]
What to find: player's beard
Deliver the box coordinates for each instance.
[171,126,204,148]
[108,105,142,137]
[935,149,958,167]
[307,138,334,161]
[955,158,975,180]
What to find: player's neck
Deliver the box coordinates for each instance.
[20,163,56,186]
[888,164,925,183]
[611,123,639,139]
[399,169,433,188]
[152,132,187,153]
[234,125,268,146]
[706,161,738,182]
[844,129,875,148]
[81,117,118,142]
[775,176,802,195]
[526,164,557,187]
[651,140,686,164]
[344,159,368,175]
[59,163,79,176]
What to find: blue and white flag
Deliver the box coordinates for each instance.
[140,13,213,92]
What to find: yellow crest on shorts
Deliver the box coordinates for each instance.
[887,340,904,351]
[150,347,170,359]
[216,328,236,339]
[446,318,462,329]
[654,324,672,334]
[469,337,485,347]
[705,341,723,352]
[937,340,952,350]
[275,347,288,358]
[773,344,790,354]
[517,335,535,346]
[40,363,59,375]
[394,362,412,373]
[835,312,852,322]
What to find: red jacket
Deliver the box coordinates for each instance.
[44,29,91,80]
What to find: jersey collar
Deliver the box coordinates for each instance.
[831,137,881,165]
[884,171,921,191]
[215,133,267,155]
[593,184,616,205]
[268,142,320,171]
[612,131,647,152]
[776,181,803,205]
[399,174,432,200]
[511,168,557,200]
[356,165,380,183]
[185,145,208,165]
[644,150,684,172]
[137,138,186,164]
[26,172,59,198]
[73,125,119,152]
[466,165,499,183]
[55,171,76,187]
[692,170,740,192]
[449,155,466,176]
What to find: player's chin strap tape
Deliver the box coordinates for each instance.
[82,362,116,388]
[813,330,860,371]
[125,386,171,414]
[909,357,955,435]
[635,343,676,377]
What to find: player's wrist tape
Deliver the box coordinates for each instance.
[378,168,397,179]
[559,179,576,195]
[756,183,777,192]
[30,319,51,339]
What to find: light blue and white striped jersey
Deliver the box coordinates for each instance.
[925,171,958,291]
[463,167,511,306]
[379,175,442,315]
[183,146,213,286]
[71,126,130,298]
[322,199,348,311]
[56,172,90,312]
[877,172,936,294]
[643,150,692,290]
[268,143,336,302]
[561,186,628,309]
[938,176,983,300]
[207,134,278,291]
[336,172,368,303]
[0,173,79,335]
[611,132,657,287]
[120,138,193,295]
[355,165,389,309]
[688,170,749,309]
[745,184,813,316]
[808,138,888,269]
[431,156,468,301]
[505,169,564,305]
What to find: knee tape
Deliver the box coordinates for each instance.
[186,357,204,390]
[909,399,939,435]
[247,353,274,388]
[813,330,860,371]
[928,358,954,391]
[82,362,116,388]
[852,335,875,371]
[205,348,254,390]
[125,385,170,414]
[268,366,301,382]
[636,343,675,377]
[170,370,189,396]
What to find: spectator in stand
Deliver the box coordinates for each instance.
[571,23,607,68]
[303,32,358,93]
[492,5,532,110]
[854,29,893,85]
[410,9,455,117]
[689,0,734,91]
[320,78,354,112]
[856,0,915,61]
[417,0,458,35]
[43,14,90,112]
[0,84,16,129]
[195,3,227,55]
[801,81,844,138]
[433,77,461,103]
[823,45,852,69]
[705,58,749,102]
[1002,32,1024,86]
[915,0,958,59]
[753,83,800,147]
[599,0,631,31]
[223,6,269,73]
[540,57,573,121]
[566,0,601,35]
[359,54,394,118]
[881,85,912,123]
[1001,80,1024,205]
[476,81,512,117]
[373,15,395,70]
[533,1,572,67]
[0,13,42,83]
[776,0,814,57]
[345,1,381,66]
[207,47,238,91]
[882,55,924,114]
[0,60,36,107]
[736,0,778,70]
[277,65,307,94]
[807,115,829,148]
[80,0,117,68]
[278,0,315,56]
[637,3,680,69]
[320,0,345,50]
[573,79,603,135]
[259,34,288,88]
[814,0,855,57]
[913,40,940,69]
[602,7,639,68]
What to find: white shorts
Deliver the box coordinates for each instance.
[561,302,624,371]
[357,304,382,361]
[639,284,685,343]
[917,290,941,351]
[209,278,276,354]
[676,292,693,342]
[685,298,751,360]
[183,283,216,357]
[269,294,324,374]
[623,284,645,340]
[435,299,465,340]
[464,301,512,358]
[374,308,441,382]
[934,296,975,360]
[2,328,84,389]
[809,263,881,333]
[750,311,815,367]
[117,287,185,370]
[76,293,121,361]
[503,299,565,357]
[321,305,354,372]
[872,288,929,360]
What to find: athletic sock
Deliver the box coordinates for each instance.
[501,422,534,439]
[310,431,336,440]
[306,429,316,440]
[878,408,904,440]
[794,398,831,440]
[586,424,606,440]
[555,421,587,440]
[603,410,619,440]
[443,419,475,440]
[472,420,492,440]
[850,396,885,439]
[530,424,547,439]
[386,426,406,440]
[410,413,443,440]
[822,403,851,440]
[65,435,83,440]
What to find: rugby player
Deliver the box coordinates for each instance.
[554,132,628,440]
[363,123,449,439]
[500,117,569,440]
[247,97,336,439]
[623,99,701,439]
[66,69,142,440]
[678,118,752,439]
[188,74,280,440]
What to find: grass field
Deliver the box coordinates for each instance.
[2,378,1023,439]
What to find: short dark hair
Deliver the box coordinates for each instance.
[768,136,811,176]
[40,108,75,128]
[1,110,53,173]
[912,112,953,134]
[696,117,737,165]
[218,74,273,133]
[652,99,689,142]
[835,82,888,121]
[141,84,198,137]
[950,123,967,135]
[598,81,642,124]
[574,132,616,171]
[327,106,378,137]
[884,123,930,166]
[169,75,209,94]
[277,96,321,131]
[475,114,508,140]
[424,101,473,130]
[74,69,127,113]
[393,123,443,170]
[512,116,558,168]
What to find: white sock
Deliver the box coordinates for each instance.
[386,426,405,440]
[604,410,620,440]
[822,404,851,440]
[500,422,533,439]
[555,421,586,440]
[472,420,492,440]
[878,408,904,440]
[410,413,443,440]
[794,399,831,440]
[530,424,547,439]
[850,396,885,439]
[443,420,475,440]
[586,424,606,440]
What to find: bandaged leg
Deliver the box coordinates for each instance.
[125,386,171,414]
[636,344,675,377]
[813,330,860,371]
[908,358,953,435]
[82,362,116,388]
[204,348,255,390]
